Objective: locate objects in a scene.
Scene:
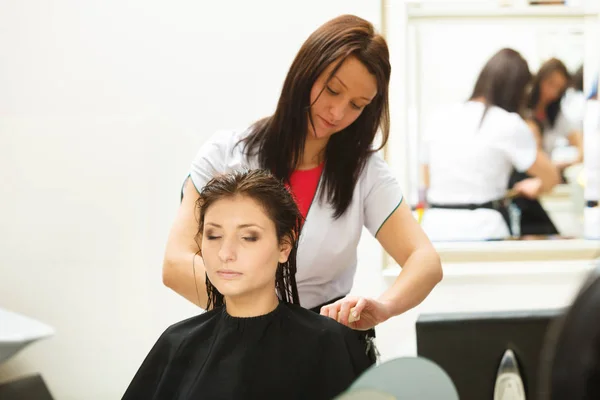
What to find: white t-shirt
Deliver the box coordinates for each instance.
[420,101,537,241]
[188,128,403,309]
[542,106,579,157]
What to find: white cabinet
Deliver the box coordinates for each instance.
[374,240,599,361]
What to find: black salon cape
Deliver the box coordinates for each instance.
[122,302,371,400]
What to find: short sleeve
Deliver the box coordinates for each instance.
[362,153,404,237]
[555,109,579,137]
[503,116,537,173]
[561,91,586,132]
[188,130,237,194]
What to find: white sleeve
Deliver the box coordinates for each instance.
[503,116,537,173]
[188,130,237,193]
[362,153,404,237]
[555,109,579,137]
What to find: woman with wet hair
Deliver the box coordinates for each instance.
[162,14,442,362]
[509,58,583,236]
[527,58,584,169]
[123,170,371,400]
[420,48,559,241]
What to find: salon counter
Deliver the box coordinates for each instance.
[375,238,600,361]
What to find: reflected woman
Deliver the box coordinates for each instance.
[420,48,560,241]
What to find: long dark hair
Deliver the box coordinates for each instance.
[470,48,532,125]
[538,268,600,399]
[240,14,391,219]
[195,169,303,310]
[571,65,584,92]
[528,58,571,128]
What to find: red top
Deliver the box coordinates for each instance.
[288,164,324,219]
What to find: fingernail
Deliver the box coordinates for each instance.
[352,311,358,318]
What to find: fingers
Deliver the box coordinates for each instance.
[338,301,352,326]
[327,305,338,320]
[353,297,367,318]
[320,297,363,326]
[320,303,339,320]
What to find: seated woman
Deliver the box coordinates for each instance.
[509,58,584,236]
[122,169,371,400]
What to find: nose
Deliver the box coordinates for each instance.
[218,237,236,263]
[328,98,345,122]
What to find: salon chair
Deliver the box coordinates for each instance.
[335,356,459,399]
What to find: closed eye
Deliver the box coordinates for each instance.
[326,86,339,95]
[206,235,221,240]
[243,236,258,242]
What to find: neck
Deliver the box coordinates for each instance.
[535,102,547,119]
[224,289,279,318]
[299,136,328,170]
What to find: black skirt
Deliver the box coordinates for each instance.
[509,170,559,236]
[310,296,378,366]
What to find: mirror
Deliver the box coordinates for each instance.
[389,1,599,241]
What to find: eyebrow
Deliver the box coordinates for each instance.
[205,222,264,230]
[333,76,375,102]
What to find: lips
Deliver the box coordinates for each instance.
[318,116,336,129]
[216,270,243,280]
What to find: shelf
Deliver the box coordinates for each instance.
[386,238,600,266]
[384,258,598,279]
[406,4,599,20]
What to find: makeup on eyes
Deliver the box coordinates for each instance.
[203,227,261,242]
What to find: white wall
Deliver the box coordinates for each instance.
[0,1,382,399]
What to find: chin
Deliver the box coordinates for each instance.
[312,127,337,140]
[213,285,245,298]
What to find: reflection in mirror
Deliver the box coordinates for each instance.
[400,3,598,241]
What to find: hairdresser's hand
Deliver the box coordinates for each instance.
[320,296,392,331]
[555,160,573,171]
[513,177,543,200]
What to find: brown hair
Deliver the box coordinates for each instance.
[195,169,302,310]
[528,58,571,128]
[241,14,391,219]
[571,65,584,92]
[470,48,532,124]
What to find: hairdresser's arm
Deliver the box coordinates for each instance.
[322,200,441,329]
[162,178,208,308]
[525,119,543,151]
[523,150,561,194]
[421,164,430,189]
[567,130,584,164]
[376,200,442,316]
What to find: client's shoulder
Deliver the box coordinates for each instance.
[160,307,224,342]
[280,303,355,338]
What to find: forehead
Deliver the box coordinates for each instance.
[546,70,568,85]
[322,56,378,99]
[204,196,270,223]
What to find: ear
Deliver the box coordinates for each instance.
[278,238,292,264]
